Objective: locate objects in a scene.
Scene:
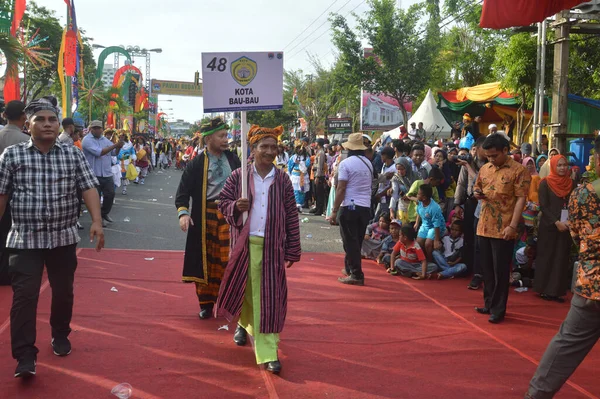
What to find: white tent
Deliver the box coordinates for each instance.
[407,89,452,139]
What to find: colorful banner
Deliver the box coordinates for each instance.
[150,79,203,97]
[3,0,25,102]
[148,94,158,134]
[480,0,584,29]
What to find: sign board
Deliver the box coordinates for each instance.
[201,52,284,113]
[326,118,353,134]
[150,79,203,97]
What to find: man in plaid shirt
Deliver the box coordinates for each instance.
[0,97,105,378]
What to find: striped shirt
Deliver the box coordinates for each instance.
[0,140,99,249]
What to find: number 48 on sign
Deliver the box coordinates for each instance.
[201,52,284,113]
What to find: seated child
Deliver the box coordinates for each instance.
[414,184,446,261]
[389,225,438,278]
[378,219,401,267]
[512,237,537,288]
[433,220,468,280]
[361,215,391,259]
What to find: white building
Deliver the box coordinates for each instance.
[362,95,403,128]
[101,65,116,88]
[169,119,192,137]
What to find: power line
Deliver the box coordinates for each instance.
[283,0,342,50]
[287,0,358,56]
[288,0,366,60]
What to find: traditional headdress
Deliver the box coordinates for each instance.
[200,116,229,137]
[247,125,283,146]
[24,96,60,120]
[463,113,472,122]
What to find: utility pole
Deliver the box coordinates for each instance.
[550,11,570,153]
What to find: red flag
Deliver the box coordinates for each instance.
[480,0,585,29]
[10,0,26,35]
[64,30,78,77]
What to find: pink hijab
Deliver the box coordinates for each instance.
[424,145,433,162]
[522,157,538,175]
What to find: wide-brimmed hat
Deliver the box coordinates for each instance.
[342,133,368,151]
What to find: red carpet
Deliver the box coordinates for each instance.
[0,249,598,399]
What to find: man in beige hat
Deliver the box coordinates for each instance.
[330,133,373,285]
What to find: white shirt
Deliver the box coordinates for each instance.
[337,155,373,208]
[249,165,275,237]
[408,128,418,140]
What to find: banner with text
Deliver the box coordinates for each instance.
[326,118,353,135]
[151,79,203,97]
[201,51,284,113]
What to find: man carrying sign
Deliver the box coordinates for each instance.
[217,125,301,375]
[175,117,241,320]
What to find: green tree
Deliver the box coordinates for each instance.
[569,34,600,98]
[330,0,434,124]
[494,32,539,143]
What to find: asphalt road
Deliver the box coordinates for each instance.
[78,167,345,254]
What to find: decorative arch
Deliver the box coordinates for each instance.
[95,46,131,80]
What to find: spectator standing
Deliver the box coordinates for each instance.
[0,101,30,286]
[526,137,600,398]
[310,138,327,216]
[58,118,75,145]
[330,133,373,286]
[81,120,124,227]
[474,134,531,324]
[0,98,104,378]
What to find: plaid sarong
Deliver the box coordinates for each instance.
[195,202,229,305]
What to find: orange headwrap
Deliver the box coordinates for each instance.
[542,155,573,199]
[248,125,283,146]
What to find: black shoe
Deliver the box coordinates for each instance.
[102,214,114,223]
[14,359,36,378]
[468,275,483,290]
[488,314,505,324]
[266,360,282,375]
[52,337,72,356]
[475,307,491,315]
[341,268,348,277]
[198,305,214,320]
[338,276,364,286]
[234,325,247,346]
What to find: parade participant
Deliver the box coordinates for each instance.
[82,121,123,227]
[0,97,104,378]
[117,132,136,196]
[175,117,241,320]
[288,144,311,212]
[526,137,600,398]
[217,124,301,375]
[134,138,151,185]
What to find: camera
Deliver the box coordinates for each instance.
[451,154,472,163]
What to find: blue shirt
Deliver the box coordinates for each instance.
[417,200,445,231]
[82,134,115,177]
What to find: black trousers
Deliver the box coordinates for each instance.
[96,176,115,218]
[314,176,327,215]
[479,237,514,316]
[462,197,478,273]
[338,205,371,280]
[473,217,482,276]
[9,244,78,361]
[0,203,12,286]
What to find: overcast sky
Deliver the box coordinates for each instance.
[35,0,418,123]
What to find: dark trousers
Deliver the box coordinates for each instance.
[527,294,600,398]
[462,197,478,273]
[473,217,482,276]
[314,176,326,214]
[96,176,115,217]
[0,204,12,286]
[10,244,78,361]
[479,236,514,316]
[338,205,371,280]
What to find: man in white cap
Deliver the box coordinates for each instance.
[0,96,104,378]
[488,124,498,134]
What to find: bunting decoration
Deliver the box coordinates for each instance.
[3,0,25,102]
[291,88,306,116]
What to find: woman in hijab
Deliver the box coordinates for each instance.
[522,156,541,228]
[536,154,548,172]
[534,155,574,302]
[389,157,416,224]
[539,148,560,178]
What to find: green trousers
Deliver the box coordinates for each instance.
[239,236,279,364]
